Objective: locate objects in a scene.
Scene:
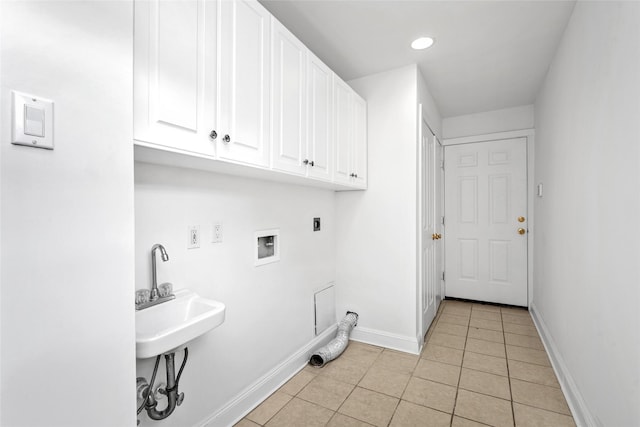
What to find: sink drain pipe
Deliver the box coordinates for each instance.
[309,311,358,367]
[137,347,189,424]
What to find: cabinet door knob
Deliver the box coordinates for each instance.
[309,160,315,167]
[349,173,355,178]
[303,159,309,165]
[354,173,358,178]
[222,135,230,144]
[209,130,217,140]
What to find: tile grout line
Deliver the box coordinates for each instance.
[333,349,381,426]
[447,300,470,427]
[501,307,516,427]
[335,347,409,427]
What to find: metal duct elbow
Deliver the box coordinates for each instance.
[309,311,358,368]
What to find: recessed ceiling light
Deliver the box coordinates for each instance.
[411,37,434,50]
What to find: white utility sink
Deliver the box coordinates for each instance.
[136,289,226,359]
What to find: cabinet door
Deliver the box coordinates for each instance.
[307,53,333,182]
[333,77,353,185]
[270,18,307,175]
[352,94,368,188]
[218,0,270,167]
[134,0,215,156]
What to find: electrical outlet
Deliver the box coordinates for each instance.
[212,222,223,243]
[187,225,200,249]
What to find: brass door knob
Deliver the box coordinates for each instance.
[517,228,526,235]
[432,233,437,240]
[518,216,526,223]
[436,234,442,239]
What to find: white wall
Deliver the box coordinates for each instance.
[417,69,443,140]
[443,105,534,139]
[0,2,136,426]
[134,163,336,426]
[336,65,441,353]
[533,2,640,426]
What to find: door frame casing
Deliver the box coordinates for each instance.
[442,129,535,308]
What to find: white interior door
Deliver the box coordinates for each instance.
[419,117,437,338]
[444,138,528,306]
[435,140,444,306]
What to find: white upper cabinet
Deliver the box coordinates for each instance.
[133,0,366,189]
[270,18,307,175]
[333,77,367,188]
[333,77,353,185]
[306,53,334,182]
[352,94,368,188]
[270,19,334,182]
[134,0,216,156]
[217,0,271,167]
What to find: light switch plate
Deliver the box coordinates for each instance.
[12,91,54,150]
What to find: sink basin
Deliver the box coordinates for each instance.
[136,289,226,359]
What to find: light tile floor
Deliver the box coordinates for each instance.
[237,300,576,427]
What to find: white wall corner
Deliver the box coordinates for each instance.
[530,304,598,427]
[200,324,338,427]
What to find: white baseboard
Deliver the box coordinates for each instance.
[350,326,421,355]
[530,303,597,427]
[198,324,338,427]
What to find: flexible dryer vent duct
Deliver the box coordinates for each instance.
[309,311,359,367]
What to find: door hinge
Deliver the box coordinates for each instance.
[441,216,445,225]
[442,272,445,281]
[440,160,445,170]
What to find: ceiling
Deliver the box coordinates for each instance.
[259,0,576,118]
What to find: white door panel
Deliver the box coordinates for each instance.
[419,118,438,338]
[218,0,270,166]
[445,138,528,306]
[134,0,215,155]
[352,95,368,188]
[306,54,333,181]
[436,142,444,305]
[271,18,307,175]
[333,78,352,184]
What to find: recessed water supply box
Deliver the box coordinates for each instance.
[255,229,280,266]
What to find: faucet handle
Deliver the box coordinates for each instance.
[158,282,173,298]
[135,289,150,305]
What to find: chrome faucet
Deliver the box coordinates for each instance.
[151,243,169,300]
[136,243,175,310]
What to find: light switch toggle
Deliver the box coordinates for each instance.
[24,105,46,137]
